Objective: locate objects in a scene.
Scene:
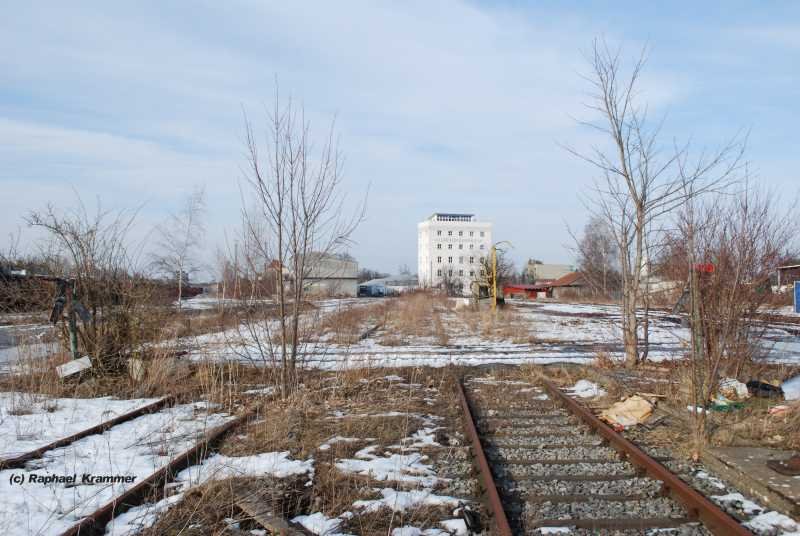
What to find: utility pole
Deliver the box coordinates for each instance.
[489,241,513,314]
[491,245,497,313]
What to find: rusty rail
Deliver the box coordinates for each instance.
[58,408,257,536]
[457,380,513,536]
[541,378,752,536]
[0,396,174,470]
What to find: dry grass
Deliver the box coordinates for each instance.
[382,292,536,346]
[319,301,388,345]
[137,366,471,536]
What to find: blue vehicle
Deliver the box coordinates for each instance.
[358,284,385,297]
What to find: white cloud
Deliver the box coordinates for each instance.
[2,2,792,274]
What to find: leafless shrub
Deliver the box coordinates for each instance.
[25,197,153,372]
[231,90,367,396]
[669,183,798,455]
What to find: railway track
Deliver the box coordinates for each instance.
[60,408,254,536]
[0,395,256,536]
[0,396,174,470]
[459,376,752,536]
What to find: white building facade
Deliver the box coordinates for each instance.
[303,252,359,297]
[417,213,493,293]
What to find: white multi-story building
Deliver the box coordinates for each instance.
[417,213,493,293]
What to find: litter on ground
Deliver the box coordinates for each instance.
[599,395,653,428]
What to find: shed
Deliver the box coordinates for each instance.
[503,283,550,300]
[778,265,800,289]
[550,271,589,300]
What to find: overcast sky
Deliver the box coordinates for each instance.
[1,2,798,275]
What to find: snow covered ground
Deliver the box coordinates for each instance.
[179,299,800,369]
[180,301,690,369]
[0,401,233,535]
[0,393,162,459]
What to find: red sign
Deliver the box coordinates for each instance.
[693,263,715,273]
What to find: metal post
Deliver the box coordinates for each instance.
[68,279,79,360]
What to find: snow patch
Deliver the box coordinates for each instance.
[711,493,763,515]
[694,470,726,490]
[336,449,440,486]
[567,380,606,398]
[176,451,314,486]
[105,492,185,535]
[242,386,277,395]
[744,510,798,534]
[352,488,461,513]
[291,512,342,535]
[440,519,468,535]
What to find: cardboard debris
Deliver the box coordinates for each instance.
[599,395,653,428]
[719,378,750,400]
[56,356,92,378]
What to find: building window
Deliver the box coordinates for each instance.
[448,244,452,250]
[448,269,453,276]
[469,270,474,276]
[480,256,484,263]
[448,256,453,263]
[469,244,474,250]
[437,269,442,276]
[458,244,463,250]
[437,256,441,263]
[469,231,474,237]
[458,231,463,236]
[437,243,441,249]
[469,257,474,263]
[480,231,484,237]
[459,257,464,264]
[459,270,464,276]
[437,230,441,236]
[479,244,485,250]
[448,230,452,236]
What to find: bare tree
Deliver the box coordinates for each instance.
[478,248,515,294]
[358,268,389,283]
[567,39,745,367]
[241,92,365,397]
[439,264,465,297]
[152,186,206,310]
[574,215,620,297]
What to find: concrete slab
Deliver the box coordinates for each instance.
[706,446,800,517]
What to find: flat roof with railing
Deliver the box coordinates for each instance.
[427,213,476,222]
